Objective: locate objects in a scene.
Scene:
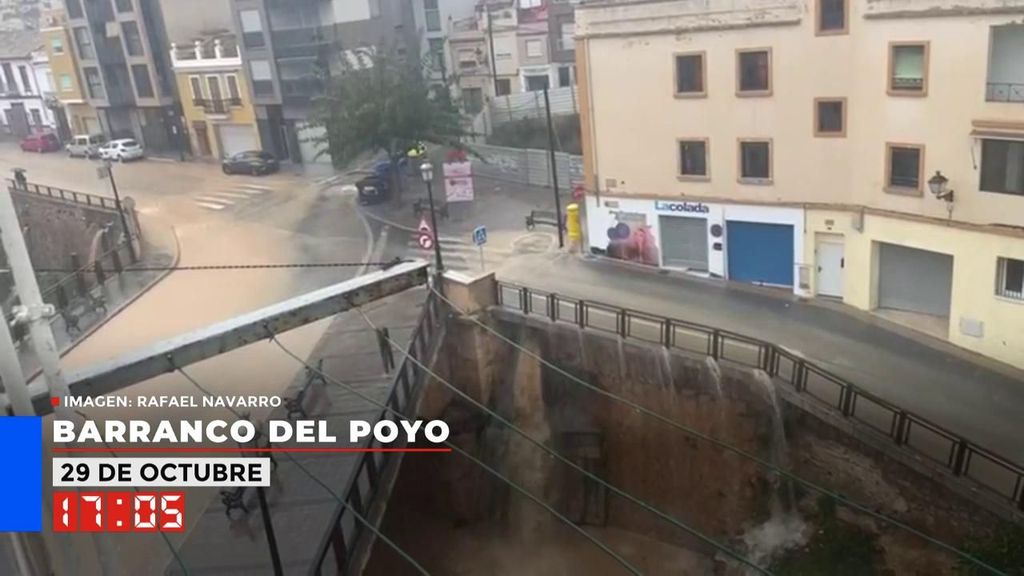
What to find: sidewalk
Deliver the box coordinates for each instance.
[17,219,179,381]
[497,252,1024,461]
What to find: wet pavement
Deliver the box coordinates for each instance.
[497,252,1024,462]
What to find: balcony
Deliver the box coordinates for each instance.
[986,83,1024,103]
[193,97,242,117]
[171,38,242,71]
[271,27,331,60]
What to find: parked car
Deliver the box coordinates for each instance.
[20,132,61,153]
[67,134,106,158]
[222,150,280,176]
[98,138,144,162]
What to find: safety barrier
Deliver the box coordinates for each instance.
[495,281,1024,514]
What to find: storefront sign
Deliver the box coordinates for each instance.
[655,201,710,215]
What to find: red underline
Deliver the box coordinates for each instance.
[53,447,452,453]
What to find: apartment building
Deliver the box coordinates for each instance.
[229,0,418,164]
[40,7,99,138]
[171,36,259,159]
[62,0,183,155]
[412,0,476,88]
[0,30,57,138]
[576,0,1024,368]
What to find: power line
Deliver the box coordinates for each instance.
[70,409,191,576]
[174,365,432,576]
[431,287,1009,576]
[348,308,770,574]
[266,331,645,576]
[23,259,411,275]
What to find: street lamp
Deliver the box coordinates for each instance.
[928,170,955,220]
[420,160,444,274]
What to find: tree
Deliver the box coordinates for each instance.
[309,49,470,187]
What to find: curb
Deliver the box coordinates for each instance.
[27,224,182,382]
[357,206,420,234]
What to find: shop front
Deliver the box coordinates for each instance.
[585,195,808,295]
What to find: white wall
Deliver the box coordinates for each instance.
[332,0,372,24]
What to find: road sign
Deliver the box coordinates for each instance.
[418,232,434,250]
[418,217,431,235]
[473,225,487,247]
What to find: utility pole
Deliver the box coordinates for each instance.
[543,87,564,248]
[103,162,137,262]
[486,3,499,97]
[0,182,121,575]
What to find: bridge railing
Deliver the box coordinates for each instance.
[495,281,1024,514]
[11,180,120,211]
[311,288,443,575]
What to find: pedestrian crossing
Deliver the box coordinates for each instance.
[193,182,277,211]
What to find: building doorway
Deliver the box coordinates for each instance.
[815,234,845,298]
[193,120,211,157]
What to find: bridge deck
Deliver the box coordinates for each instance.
[169,288,426,575]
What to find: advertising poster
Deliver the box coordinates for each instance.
[443,161,474,203]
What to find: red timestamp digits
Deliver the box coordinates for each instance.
[52,491,186,533]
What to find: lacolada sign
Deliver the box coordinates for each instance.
[654,200,711,215]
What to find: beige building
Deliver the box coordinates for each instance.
[576,0,1024,368]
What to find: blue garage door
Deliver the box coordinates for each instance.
[727,221,794,286]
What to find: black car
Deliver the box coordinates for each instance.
[222,150,280,176]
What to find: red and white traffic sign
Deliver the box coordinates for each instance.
[418,217,432,235]
[418,233,434,250]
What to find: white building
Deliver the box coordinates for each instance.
[413,0,478,88]
[0,31,56,138]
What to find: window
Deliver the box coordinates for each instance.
[189,76,203,101]
[2,64,15,92]
[496,78,511,96]
[249,60,274,96]
[888,42,929,95]
[66,0,83,19]
[427,38,445,70]
[19,67,32,94]
[59,74,73,92]
[520,0,542,7]
[674,52,705,97]
[50,37,64,55]
[74,27,94,59]
[30,109,42,127]
[206,75,223,102]
[885,143,924,194]
[678,139,709,179]
[737,48,771,95]
[121,22,144,57]
[980,139,1024,196]
[525,74,549,91]
[560,22,574,51]
[131,64,153,98]
[739,140,772,182]
[996,257,1024,301]
[814,98,845,137]
[463,87,483,114]
[817,0,847,34]
[84,66,103,98]
[115,0,133,12]
[525,39,543,58]
[558,66,572,88]
[240,10,265,49]
[424,0,441,31]
[226,75,241,102]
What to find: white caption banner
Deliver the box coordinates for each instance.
[53,458,272,487]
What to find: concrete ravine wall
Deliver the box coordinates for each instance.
[366,308,1014,575]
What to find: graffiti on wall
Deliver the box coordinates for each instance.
[602,211,660,266]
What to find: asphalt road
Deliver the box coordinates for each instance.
[0,145,375,576]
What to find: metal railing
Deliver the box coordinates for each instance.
[495,281,1024,514]
[986,82,1024,103]
[311,289,444,575]
[192,97,242,114]
[10,181,119,211]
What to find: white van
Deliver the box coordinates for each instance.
[67,134,106,159]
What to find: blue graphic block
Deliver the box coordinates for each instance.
[0,417,42,531]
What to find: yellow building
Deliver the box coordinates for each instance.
[575,0,1024,369]
[170,37,259,160]
[39,8,99,136]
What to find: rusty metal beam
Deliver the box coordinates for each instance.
[4,261,430,415]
